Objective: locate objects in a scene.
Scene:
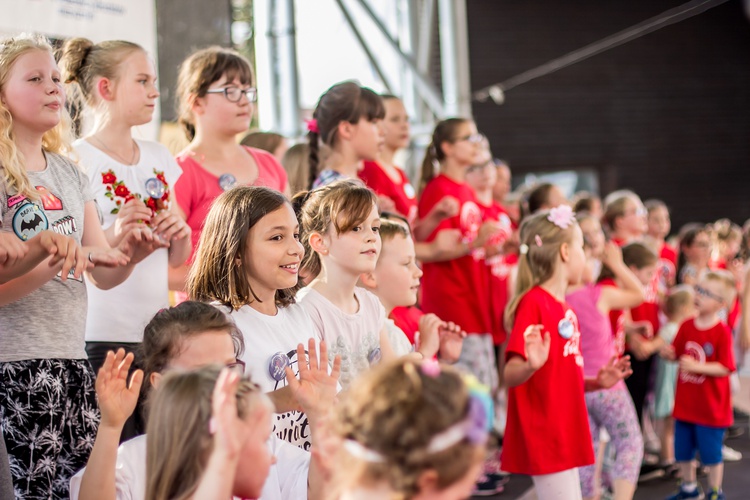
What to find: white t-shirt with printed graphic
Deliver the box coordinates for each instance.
[229,303,321,451]
[0,152,93,361]
[74,139,182,343]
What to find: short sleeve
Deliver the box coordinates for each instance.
[272,437,310,498]
[717,325,737,372]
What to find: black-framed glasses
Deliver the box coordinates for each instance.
[205,86,257,103]
[226,359,247,374]
[695,285,724,303]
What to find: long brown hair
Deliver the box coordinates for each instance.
[307,81,384,188]
[293,178,377,280]
[418,118,469,194]
[176,46,254,140]
[187,186,300,310]
[504,209,579,332]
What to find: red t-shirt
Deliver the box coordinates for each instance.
[660,243,677,266]
[672,318,735,427]
[501,286,595,475]
[477,200,515,345]
[174,147,288,259]
[390,306,422,345]
[358,161,418,226]
[418,175,491,334]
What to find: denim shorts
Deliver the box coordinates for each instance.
[674,419,726,465]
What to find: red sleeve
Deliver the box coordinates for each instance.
[716,324,737,372]
[506,291,539,361]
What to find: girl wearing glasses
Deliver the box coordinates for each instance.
[71,301,334,500]
[417,118,503,422]
[172,46,289,292]
[59,38,190,441]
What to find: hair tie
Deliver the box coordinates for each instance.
[519,244,529,255]
[305,118,319,134]
[535,234,543,247]
[421,359,441,378]
[547,205,576,229]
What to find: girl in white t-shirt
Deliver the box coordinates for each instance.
[294,179,432,388]
[188,185,337,451]
[59,38,191,439]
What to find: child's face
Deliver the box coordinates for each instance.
[382,98,410,151]
[579,217,606,259]
[445,121,483,167]
[234,404,275,499]
[243,203,304,299]
[566,224,588,286]
[372,234,422,310]
[465,161,497,195]
[619,198,647,236]
[492,165,511,203]
[2,49,63,135]
[325,203,382,275]
[196,72,255,136]
[110,50,159,127]
[683,232,711,264]
[630,263,658,287]
[647,205,671,239]
[721,236,741,260]
[694,279,727,316]
[350,117,385,161]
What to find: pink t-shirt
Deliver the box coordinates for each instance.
[174,146,288,259]
[566,284,624,390]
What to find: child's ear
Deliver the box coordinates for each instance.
[559,241,570,263]
[191,93,206,115]
[337,120,354,141]
[309,232,329,255]
[416,469,439,494]
[97,77,115,102]
[150,371,162,389]
[359,271,377,290]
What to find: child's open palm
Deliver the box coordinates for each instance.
[596,355,633,389]
[95,348,143,429]
[524,325,550,370]
[285,339,341,422]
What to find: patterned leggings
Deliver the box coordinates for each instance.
[0,359,99,500]
[579,386,643,498]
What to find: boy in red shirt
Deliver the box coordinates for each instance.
[663,271,736,500]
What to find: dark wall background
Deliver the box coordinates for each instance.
[467,0,750,231]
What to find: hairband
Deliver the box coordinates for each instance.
[305,118,319,134]
[547,205,576,229]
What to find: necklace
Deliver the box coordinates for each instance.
[91,136,138,165]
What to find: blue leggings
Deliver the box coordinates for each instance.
[579,386,643,498]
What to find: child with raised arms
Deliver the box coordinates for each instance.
[172,46,289,291]
[188,185,338,451]
[662,271,737,500]
[70,301,334,500]
[502,206,632,499]
[59,37,191,439]
[0,33,161,498]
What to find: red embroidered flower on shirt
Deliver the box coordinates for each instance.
[101,168,170,215]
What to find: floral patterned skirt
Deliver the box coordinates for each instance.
[0,358,99,500]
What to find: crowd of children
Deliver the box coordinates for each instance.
[0,32,747,500]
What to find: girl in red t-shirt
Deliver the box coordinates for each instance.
[171,47,289,293]
[645,199,677,291]
[502,207,632,498]
[417,118,503,394]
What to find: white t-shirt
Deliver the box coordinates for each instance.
[297,287,385,388]
[74,139,182,343]
[385,318,413,357]
[230,303,321,451]
[68,434,309,500]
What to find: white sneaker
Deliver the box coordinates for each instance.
[722,444,742,462]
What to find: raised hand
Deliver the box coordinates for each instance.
[209,368,246,461]
[285,339,341,422]
[596,355,632,389]
[523,324,551,370]
[417,313,442,360]
[96,349,143,429]
[437,320,466,363]
[430,195,460,220]
[600,241,624,269]
[150,210,191,243]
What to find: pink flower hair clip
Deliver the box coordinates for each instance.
[547,205,576,229]
[421,358,441,378]
[305,118,319,134]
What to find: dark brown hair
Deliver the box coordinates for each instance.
[418,118,469,194]
[176,46,254,140]
[307,81,385,187]
[187,186,300,310]
[521,182,556,220]
[598,241,658,282]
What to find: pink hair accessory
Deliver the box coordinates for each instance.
[208,417,218,435]
[534,234,543,247]
[421,358,441,378]
[305,118,319,134]
[547,205,576,229]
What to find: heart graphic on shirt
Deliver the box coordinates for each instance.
[35,186,63,211]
